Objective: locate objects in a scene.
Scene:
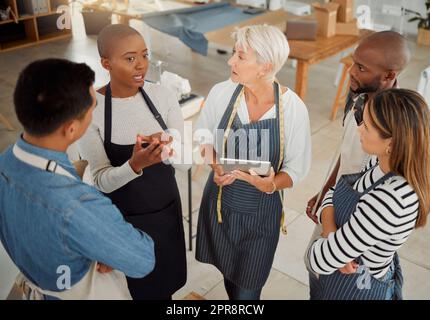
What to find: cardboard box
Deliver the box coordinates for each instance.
[332,0,354,23]
[81,9,112,35]
[312,2,339,38]
[336,18,359,36]
[286,20,318,40]
[417,28,430,46]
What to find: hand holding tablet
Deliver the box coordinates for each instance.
[219,157,272,177]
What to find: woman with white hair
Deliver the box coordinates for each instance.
[195,25,311,299]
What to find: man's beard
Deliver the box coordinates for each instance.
[350,84,379,95]
[350,76,381,95]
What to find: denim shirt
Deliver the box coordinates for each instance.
[0,137,155,292]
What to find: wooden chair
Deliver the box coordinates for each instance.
[330,54,354,121]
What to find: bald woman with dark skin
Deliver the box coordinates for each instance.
[78,24,187,300]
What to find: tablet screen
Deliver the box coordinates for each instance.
[219,158,271,176]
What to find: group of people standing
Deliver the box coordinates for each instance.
[0,23,429,300]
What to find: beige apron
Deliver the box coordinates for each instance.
[12,144,132,300]
[16,262,131,300]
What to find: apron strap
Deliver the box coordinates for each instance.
[274,82,283,173]
[104,83,169,146]
[104,84,113,145]
[216,84,244,132]
[362,170,395,195]
[12,144,76,180]
[139,87,168,131]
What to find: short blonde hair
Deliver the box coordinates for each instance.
[232,24,290,82]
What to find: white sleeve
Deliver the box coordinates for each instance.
[280,97,312,186]
[318,187,335,223]
[78,121,141,194]
[164,88,191,171]
[194,87,219,147]
[194,80,236,145]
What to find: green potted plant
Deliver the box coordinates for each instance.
[407,0,430,45]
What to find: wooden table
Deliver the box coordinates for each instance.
[205,9,290,45]
[206,9,372,100]
[288,29,373,100]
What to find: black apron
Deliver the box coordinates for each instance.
[103,84,186,299]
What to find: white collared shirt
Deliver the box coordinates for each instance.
[195,79,312,186]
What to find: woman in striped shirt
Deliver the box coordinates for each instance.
[308,88,430,300]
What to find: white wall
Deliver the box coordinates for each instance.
[285,0,427,36]
[355,0,427,36]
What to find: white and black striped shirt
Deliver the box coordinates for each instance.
[310,157,419,278]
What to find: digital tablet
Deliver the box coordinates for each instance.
[219,157,272,176]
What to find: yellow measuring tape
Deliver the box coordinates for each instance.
[216,83,287,235]
[277,82,287,235]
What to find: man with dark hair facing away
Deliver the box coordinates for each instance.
[0,59,155,300]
